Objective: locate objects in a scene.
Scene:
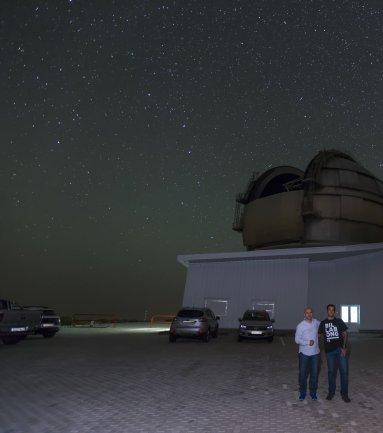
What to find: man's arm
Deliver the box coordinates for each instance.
[341,330,348,356]
[317,321,324,348]
[318,320,324,334]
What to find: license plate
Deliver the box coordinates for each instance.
[11,327,26,332]
[42,323,54,327]
[251,331,262,335]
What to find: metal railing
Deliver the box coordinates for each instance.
[71,313,119,327]
[149,314,175,327]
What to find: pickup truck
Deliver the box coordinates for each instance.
[0,299,61,344]
[0,299,29,344]
[23,305,61,338]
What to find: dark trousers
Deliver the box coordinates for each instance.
[298,353,319,396]
[326,347,349,396]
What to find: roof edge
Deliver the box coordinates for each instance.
[177,242,383,267]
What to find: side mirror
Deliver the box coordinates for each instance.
[216,316,220,320]
[238,318,242,322]
[271,319,275,323]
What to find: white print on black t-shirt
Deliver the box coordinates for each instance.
[325,322,339,341]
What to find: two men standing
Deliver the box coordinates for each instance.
[295,304,351,403]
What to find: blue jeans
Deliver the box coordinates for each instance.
[326,347,349,396]
[298,353,319,396]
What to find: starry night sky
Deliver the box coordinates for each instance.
[1,1,382,318]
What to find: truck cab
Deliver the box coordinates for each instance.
[0,299,29,344]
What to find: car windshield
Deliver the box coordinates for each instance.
[177,309,203,318]
[243,311,270,321]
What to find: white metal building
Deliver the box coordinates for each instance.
[178,243,383,331]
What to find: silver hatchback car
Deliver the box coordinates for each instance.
[238,310,274,342]
[169,308,220,342]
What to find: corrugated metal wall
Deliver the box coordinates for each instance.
[183,258,309,329]
[308,251,383,330]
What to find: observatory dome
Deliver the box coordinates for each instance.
[233,150,383,249]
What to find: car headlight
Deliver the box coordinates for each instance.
[240,324,246,329]
[267,325,273,329]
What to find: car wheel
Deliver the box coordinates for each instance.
[237,336,243,342]
[267,337,274,343]
[203,328,211,342]
[2,336,22,345]
[169,334,177,343]
[42,332,56,339]
[212,326,218,338]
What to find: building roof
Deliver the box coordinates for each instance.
[177,242,383,267]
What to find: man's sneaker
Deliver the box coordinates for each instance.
[299,393,306,401]
[310,393,318,401]
[326,393,334,400]
[342,395,351,403]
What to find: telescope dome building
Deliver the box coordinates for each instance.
[178,150,383,331]
[233,150,383,249]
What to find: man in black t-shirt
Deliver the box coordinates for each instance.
[319,304,351,403]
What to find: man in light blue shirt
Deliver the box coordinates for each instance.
[295,307,320,401]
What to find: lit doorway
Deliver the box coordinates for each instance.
[340,305,360,332]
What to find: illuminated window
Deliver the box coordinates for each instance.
[341,305,360,325]
[350,306,358,323]
[341,306,349,323]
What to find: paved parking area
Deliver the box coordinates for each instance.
[1,325,383,433]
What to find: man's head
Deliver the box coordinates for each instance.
[304,307,313,322]
[327,304,336,319]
